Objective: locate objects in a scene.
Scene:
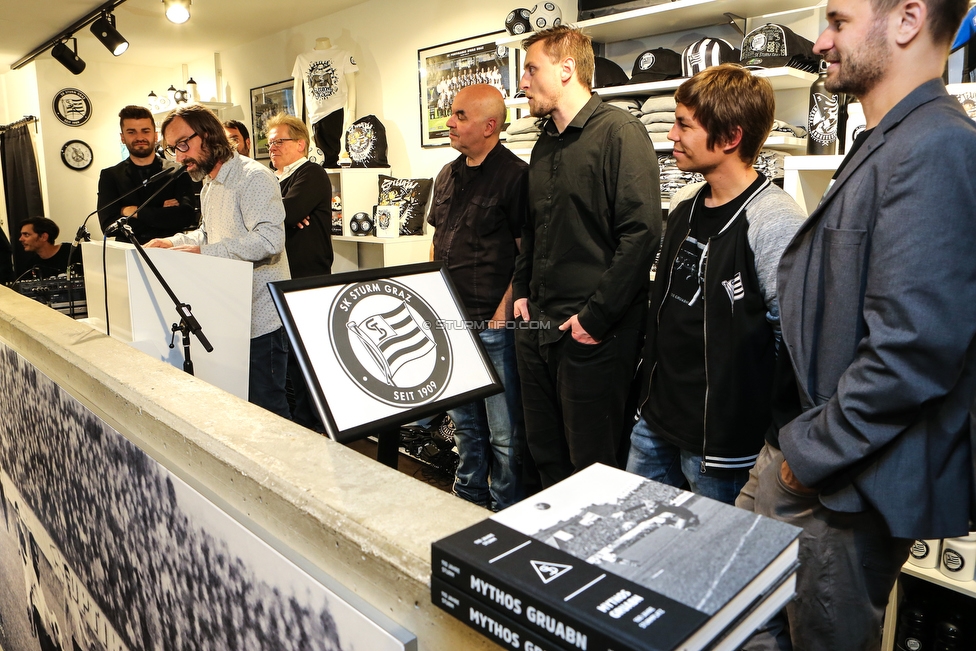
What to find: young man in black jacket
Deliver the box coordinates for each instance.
[627,64,805,504]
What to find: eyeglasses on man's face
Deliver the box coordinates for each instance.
[164,132,199,156]
[267,138,295,149]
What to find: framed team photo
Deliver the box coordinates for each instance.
[250,79,296,159]
[418,32,518,147]
[269,262,502,443]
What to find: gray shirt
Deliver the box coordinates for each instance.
[169,152,290,338]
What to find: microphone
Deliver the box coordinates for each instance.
[144,164,186,185]
[104,165,188,236]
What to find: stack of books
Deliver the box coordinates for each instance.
[431,463,801,651]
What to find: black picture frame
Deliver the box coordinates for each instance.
[269,262,502,443]
[418,32,519,147]
[250,79,296,159]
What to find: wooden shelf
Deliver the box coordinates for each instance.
[496,0,819,46]
[900,563,976,599]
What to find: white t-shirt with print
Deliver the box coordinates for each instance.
[292,48,359,124]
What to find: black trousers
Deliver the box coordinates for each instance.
[515,325,641,488]
[312,109,344,169]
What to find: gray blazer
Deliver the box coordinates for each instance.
[777,79,976,540]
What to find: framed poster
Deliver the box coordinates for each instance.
[418,32,519,147]
[269,262,502,443]
[250,79,296,159]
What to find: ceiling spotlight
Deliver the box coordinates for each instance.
[51,38,86,75]
[90,13,128,56]
[163,0,191,24]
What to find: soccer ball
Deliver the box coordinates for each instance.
[505,8,532,35]
[529,2,562,30]
[350,212,372,236]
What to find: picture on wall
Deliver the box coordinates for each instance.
[270,262,503,442]
[250,79,296,159]
[0,343,415,651]
[418,32,519,147]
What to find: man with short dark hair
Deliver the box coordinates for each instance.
[428,84,528,510]
[97,105,200,243]
[512,26,661,487]
[738,0,976,649]
[628,64,805,505]
[19,217,74,278]
[147,105,292,419]
[223,120,251,157]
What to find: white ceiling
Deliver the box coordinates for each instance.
[1,0,367,71]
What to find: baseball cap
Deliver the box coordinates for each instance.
[627,48,682,85]
[593,57,630,88]
[740,24,820,72]
[681,38,739,77]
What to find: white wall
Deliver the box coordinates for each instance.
[219,0,536,180]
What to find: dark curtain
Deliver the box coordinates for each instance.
[1,123,45,278]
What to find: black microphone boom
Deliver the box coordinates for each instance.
[103,165,187,236]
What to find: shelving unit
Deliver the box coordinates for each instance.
[332,234,432,272]
[495,0,819,46]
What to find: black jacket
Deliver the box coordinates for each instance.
[97,156,200,243]
[639,179,804,470]
[279,160,333,278]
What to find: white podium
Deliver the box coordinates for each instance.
[81,241,252,399]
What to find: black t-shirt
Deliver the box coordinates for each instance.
[23,244,75,279]
[646,174,766,450]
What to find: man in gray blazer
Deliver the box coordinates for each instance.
[738,0,976,649]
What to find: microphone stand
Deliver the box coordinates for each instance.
[109,168,213,375]
[118,223,213,375]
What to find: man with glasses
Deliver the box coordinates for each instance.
[223,120,251,157]
[265,112,333,432]
[97,105,200,244]
[147,105,292,419]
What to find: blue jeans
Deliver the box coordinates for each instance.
[249,327,290,419]
[449,328,525,511]
[626,415,748,505]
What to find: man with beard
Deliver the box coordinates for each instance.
[512,26,661,487]
[97,105,200,243]
[223,120,251,157]
[147,105,292,418]
[737,1,976,649]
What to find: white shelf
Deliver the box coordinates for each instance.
[496,0,820,45]
[505,67,817,111]
[506,134,805,153]
[900,563,976,599]
[333,234,431,244]
[785,154,845,171]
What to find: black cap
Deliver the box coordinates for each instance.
[740,24,820,73]
[594,57,629,88]
[627,48,682,85]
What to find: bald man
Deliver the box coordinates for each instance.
[427,84,528,510]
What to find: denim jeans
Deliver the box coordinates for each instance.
[626,415,749,505]
[249,327,290,419]
[449,328,525,511]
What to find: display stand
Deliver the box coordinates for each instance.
[81,240,252,399]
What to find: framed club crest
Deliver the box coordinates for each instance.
[269,262,502,443]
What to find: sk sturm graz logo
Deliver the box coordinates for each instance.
[307,60,339,101]
[809,93,839,146]
[330,280,452,406]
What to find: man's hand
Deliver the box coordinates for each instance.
[163,198,179,208]
[513,298,529,321]
[296,216,311,230]
[144,238,174,248]
[780,460,818,495]
[172,245,201,254]
[559,314,599,345]
[121,206,138,217]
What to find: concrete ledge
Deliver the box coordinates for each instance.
[0,287,501,650]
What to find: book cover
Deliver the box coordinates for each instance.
[432,463,800,651]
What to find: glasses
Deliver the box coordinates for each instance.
[267,138,295,149]
[164,132,198,156]
[227,135,240,144]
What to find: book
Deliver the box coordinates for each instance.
[431,463,801,651]
[432,576,566,651]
